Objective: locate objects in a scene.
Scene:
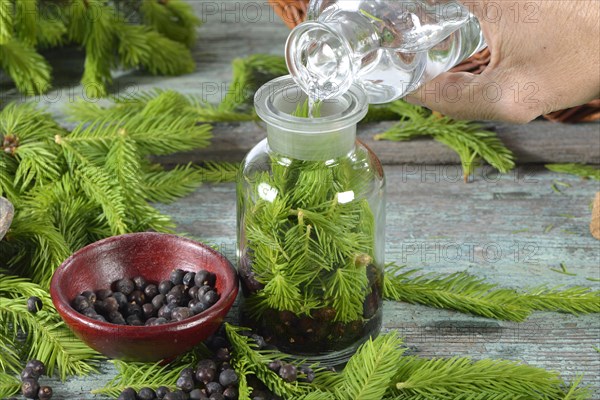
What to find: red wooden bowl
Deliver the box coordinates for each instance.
[50,232,238,362]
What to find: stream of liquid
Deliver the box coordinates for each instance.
[307,95,318,119]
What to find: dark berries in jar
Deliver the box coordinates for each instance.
[152,293,167,309]
[126,303,143,318]
[194,270,209,287]
[101,297,119,313]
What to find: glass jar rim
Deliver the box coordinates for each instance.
[254,75,368,134]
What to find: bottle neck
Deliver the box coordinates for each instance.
[286,12,380,101]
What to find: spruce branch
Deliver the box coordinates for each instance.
[383,264,531,322]
[545,164,600,180]
[518,286,600,315]
[192,102,258,123]
[0,295,102,380]
[0,39,51,94]
[140,0,200,48]
[0,330,21,375]
[196,162,240,183]
[219,55,289,113]
[36,15,66,48]
[225,324,313,398]
[0,0,14,44]
[334,332,406,400]
[2,0,200,95]
[374,102,515,181]
[0,372,20,398]
[91,352,199,397]
[0,153,19,201]
[4,211,72,287]
[13,142,61,189]
[389,356,590,399]
[231,356,254,400]
[142,164,205,203]
[384,264,600,322]
[14,0,38,45]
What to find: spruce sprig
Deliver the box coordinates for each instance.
[383,264,530,321]
[196,162,241,184]
[1,98,213,286]
[545,164,600,180]
[519,286,600,315]
[373,101,515,181]
[383,264,600,321]
[0,330,21,375]
[91,351,200,397]
[0,275,103,380]
[0,372,20,398]
[1,0,199,95]
[225,323,314,398]
[241,155,378,322]
[389,356,590,399]
[333,333,406,400]
[219,54,289,114]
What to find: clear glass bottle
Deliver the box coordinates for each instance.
[286,0,487,103]
[237,76,385,365]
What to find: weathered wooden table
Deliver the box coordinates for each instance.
[10,1,599,398]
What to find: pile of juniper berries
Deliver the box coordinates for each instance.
[71,269,220,325]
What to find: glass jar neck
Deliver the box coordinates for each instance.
[266,121,357,161]
[254,76,368,161]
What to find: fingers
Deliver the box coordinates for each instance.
[405,69,542,123]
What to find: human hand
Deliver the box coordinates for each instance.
[406,1,600,123]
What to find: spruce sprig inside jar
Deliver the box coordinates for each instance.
[238,77,385,364]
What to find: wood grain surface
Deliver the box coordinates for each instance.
[4,0,599,398]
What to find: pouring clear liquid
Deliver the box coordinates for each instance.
[286,0,486,104]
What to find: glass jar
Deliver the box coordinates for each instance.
[237,76,385,365]
[286,0,486,103]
